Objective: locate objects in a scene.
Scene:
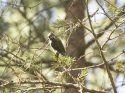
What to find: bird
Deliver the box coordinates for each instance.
[48,32,66,56]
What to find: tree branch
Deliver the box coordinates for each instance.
[86,0,117,93]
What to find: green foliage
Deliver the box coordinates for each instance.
[53,56,75,70]
[57,71,69,82]
[58,55,75,66]
[105,0,118,13]
[114,62,125,73]
[53,19,69,32]
[77,68,88,83]
[52,19,78,33]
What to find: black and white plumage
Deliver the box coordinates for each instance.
[48,32,65,55]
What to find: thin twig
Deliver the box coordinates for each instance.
[96,0,117,27]
[0,80,107,93]
[86,0,117,93]
[85,5,125,50]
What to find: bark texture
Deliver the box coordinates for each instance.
[64,0,86,93]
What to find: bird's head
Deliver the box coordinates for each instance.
[48,32,55,40]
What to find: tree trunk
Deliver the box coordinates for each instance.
[64,0,86,93]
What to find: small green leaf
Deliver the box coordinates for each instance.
[58,56,75,66]
[77,68,88,82]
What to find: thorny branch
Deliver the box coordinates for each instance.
[85,5,125,49]
[86,0,117,93]
[0,80,107,93]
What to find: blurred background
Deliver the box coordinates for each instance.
[0,0,125,93]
